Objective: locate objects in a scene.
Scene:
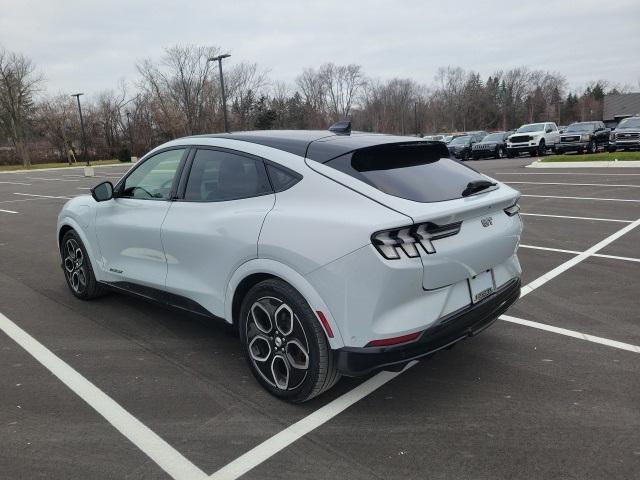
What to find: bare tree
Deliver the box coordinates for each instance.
[0,47,42,167]
[318,63,366,121]
[36,94,78,163]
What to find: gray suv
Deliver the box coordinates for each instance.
[610,116,640,151]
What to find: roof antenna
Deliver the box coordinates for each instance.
[329,121,351,135]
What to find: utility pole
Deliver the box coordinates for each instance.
[208,54,231,132]
[126,111,134,157]
[71,93,89,166]
[414,102,418,136]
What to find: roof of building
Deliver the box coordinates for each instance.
[192,130,447,163]
[603,93,640,121]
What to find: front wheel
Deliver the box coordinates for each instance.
[537,140,546,157]
[239,279,340,403]
[587,140,597,154]
[60,230,108,300]
[496,147,505,159]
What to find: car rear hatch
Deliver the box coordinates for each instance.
[305,140,521,290]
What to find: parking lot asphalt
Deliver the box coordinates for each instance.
[1,158,639,479]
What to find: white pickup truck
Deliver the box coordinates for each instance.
[506,122,560,157]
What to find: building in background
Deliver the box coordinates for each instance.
[603,93,640,128]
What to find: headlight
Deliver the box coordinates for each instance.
[610,132,615,141]
[581,133,591,141]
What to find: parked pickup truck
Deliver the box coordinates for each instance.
[609,116,640,151]
[506,122,560,157]
[556,121,610,154]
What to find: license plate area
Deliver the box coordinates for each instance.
[468,270,496,304]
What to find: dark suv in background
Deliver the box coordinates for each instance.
[610,116,640,151]
[471,131,511,159]
[447,132,486,160]
[556,121,610,154]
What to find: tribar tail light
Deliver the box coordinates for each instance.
[371,221,462,259]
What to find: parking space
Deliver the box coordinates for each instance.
[1,159,639,479]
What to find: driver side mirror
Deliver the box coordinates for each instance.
[545,128,553,133]
[91,181,114,202]
[559,130,564,134]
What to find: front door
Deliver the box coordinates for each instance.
[94,148,187,288]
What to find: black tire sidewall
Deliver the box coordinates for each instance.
[60,230,101,299]
[238,279,331,402]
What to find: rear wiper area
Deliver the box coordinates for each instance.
[461,179,497,197]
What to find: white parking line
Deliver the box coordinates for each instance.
[519,244,640,263]
[0,208,18,214]
[26,177,79,182]
[0,181,32,186]
[507,181,640,188]
[520,213,632,223]
[0,312,208,480]
[500,315,640,353]
[209,362,417,480]
[13,193,73,200]
[521,194,640,203]
[520,219,640,297]
[496,172,640,176]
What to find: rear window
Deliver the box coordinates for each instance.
[324,143,490,203]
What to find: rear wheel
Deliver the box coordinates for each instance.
[239,279,340,403]
[61,230,107,300]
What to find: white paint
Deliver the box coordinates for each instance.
[520,213,632,223]
[209,362,417,480]
[527,160,640,169]
[500,315,640,354]
[0,208,18,214]
[0,312,208,480]
[520,194,640,203]
[519,244,640,263]
[507,181,640,188]
[520,219,640,297]
[0,181,31,185]
[26,177,79,182]
[13,193,73,200]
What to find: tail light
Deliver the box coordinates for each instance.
[371,221,462,260]
[366,331,422,347]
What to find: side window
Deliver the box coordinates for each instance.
[121,149,184,200]
[267,164,301,192]
[184,149,271,202]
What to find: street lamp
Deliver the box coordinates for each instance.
[208,53,231,132]
[126,111,134,157]
[71,93,89,166]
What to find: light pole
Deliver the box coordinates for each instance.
[208,53,231,132]
[126,111,134,157]
[71,93,89,166]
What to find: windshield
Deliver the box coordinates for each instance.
[517,123,546,133]
[443,135,453,143]
[618,117,640,129]
[565,123,595,132]
[483,133,504,142]
[450,136,471,145]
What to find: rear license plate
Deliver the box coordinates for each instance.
[469,270,496,304]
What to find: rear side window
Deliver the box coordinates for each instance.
[266,164,301,192]
[184,149,271,202]
[324,143,489,203]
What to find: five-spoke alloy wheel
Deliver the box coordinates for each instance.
[239,279,339,402]
[60,230,107,300]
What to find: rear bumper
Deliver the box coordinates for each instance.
[336,277,521,376]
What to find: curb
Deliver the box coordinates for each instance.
[527,160,640,169]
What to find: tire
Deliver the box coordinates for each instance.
[587,140,597,154]
[506,149,515,158]
[60,230,108,300]
[537,140,546,157]
[496,147,505,159]
[239,278,340,403]
[608,146,616,153]
[462,151,470,161]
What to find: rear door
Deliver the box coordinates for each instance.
[311,142,522,290]
[162,147,275,317]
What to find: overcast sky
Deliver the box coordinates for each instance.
[1,0,639,99]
